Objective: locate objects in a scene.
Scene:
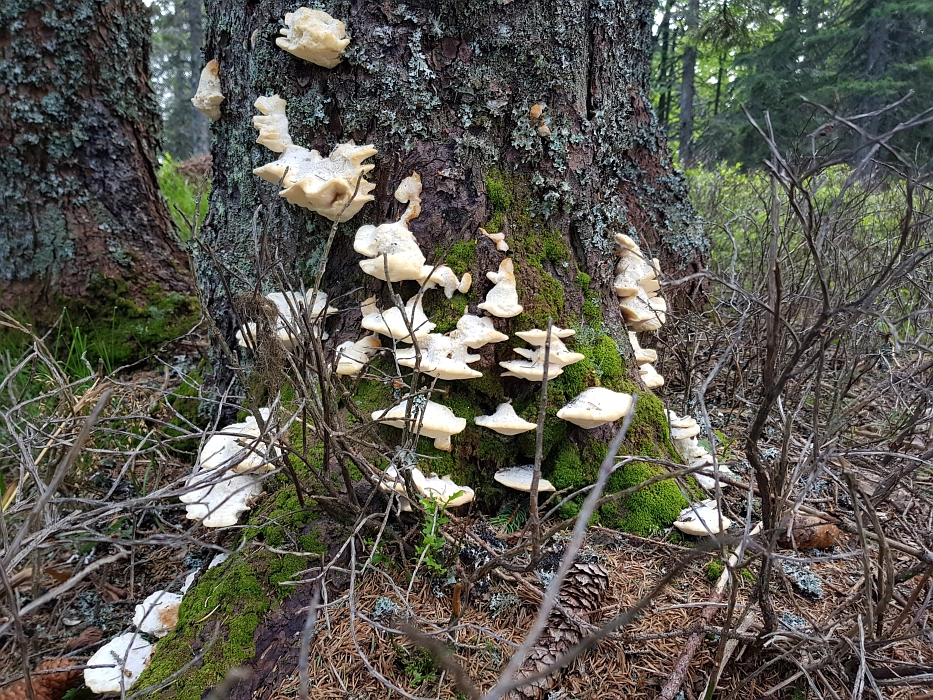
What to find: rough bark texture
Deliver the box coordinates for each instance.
[199,0,706,394]
[0,0,193,316]
[138,3,708,696]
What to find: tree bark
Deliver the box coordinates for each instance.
[678,0,699,168]
[0,0,193,317]
[200,0,707,399]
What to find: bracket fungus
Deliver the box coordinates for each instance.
[191,59,224,120]
[478,258,523,318]
[455,313,508,349]
[412,468,475,507]
[236,290,336,350]
[418,265,471,298]
[673,499,733,536]
[253,95,376,221]
[479,227,509,252]
[557,387,634,429]
[335,335,382,375]
[355,173,427,282]
[372,399,466,451]
[84,634,154,694]
[396,332,482,380]
[276,7,350,68]
[613,234,667,332]
[494,465,556,493]
[360,295,435,342]
[639,363,665,389]
[666,411,735,491]
[500,326,584,381]
[197,409,280,474]
[132,591,183,638]
[180,469,263,528]
[628,331,657,364]
[378,465,413,512]
[475,402,537,435]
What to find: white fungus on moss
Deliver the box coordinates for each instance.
[275,8,350,68]
[395,332,482,380]
[475,403,537,435]
[494,466,556,492]
[335,335,382,375]
[360,295,435,342]
[478,258,523,318]
[252,95,376,221]
[556,387,634,429]
[132,591,183,638]
[84,634,154,694]
[372,400,466,451]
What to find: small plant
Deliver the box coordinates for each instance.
[490,500,529,534]
[395,645,438,686]
[415,497,452,576]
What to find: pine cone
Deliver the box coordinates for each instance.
[0,658,81,700]
[508,558,610,699]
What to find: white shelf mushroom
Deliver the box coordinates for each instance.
[252,95,376,221]
[628,331,657,364]
[236,290,336,350]
[360,295,436,342]
[479,227,509,252]
[395,333,482,380]
[276,8,350,68]
[355,173,427,282]
[455,313,508,348]
[693,463,739,491]
[191,60,224,120]
[84,633,154,694]
[335,335,382,375]
[475,403,537,435]
[639,362,665,389]
[412,468,475,507]
[132,591,183,638]
[372,399,466,451]
[180,469,263,528]
[417,264,471,298]
[613,234,667,333]
[378,465,413,512]
[478,258,523,318]
[500,326,584,381]
[673,499,733,536]
[198,409,280,474]
[557,387,634,429]
[494,465,556,493]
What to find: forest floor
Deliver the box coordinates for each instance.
[1,334,932,700]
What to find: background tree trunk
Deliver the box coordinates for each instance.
[678,0,699,168]
[0,0,193,318]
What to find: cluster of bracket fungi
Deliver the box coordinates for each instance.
[186,6,680,523]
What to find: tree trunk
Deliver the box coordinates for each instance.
[187,0,209,155]
[0,0,194,319]
[135,2,709,696]
[678,0,699,168]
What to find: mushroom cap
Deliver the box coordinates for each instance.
[456,314,508,349]
[133,591,183,638]
[191,60,224,121]
[674,436,709,459]
[665,410,697,429]
[412,469,475,507]
[480,227,509,252]
[395,333,482,380]
[477,258,523,318]
[198,409,278,473]
[628,332,657,364]
[335,335,382,375]
[276,8,350,68]
[512,338,585,368]
[372,400,467,451]
[355,222,426,281]
[693,463,738,492]
[673,499,733,536]
[252,94,292,152]
[458,272,473,294]
[620,290,666,331]
[475,403,538,435]
[671,422,700,441]
[179,469,263,527]
[515,327,575,345]
[494,466,556,492]
[84,634,154,694]
[377,466,414,511]
[499,359,565,381]
[417,264,463,298]
[361,296,436,341]
[638,363,665,389]
[556,387,634,429]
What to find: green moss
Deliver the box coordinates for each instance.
[705,559,725,581]
[485,170,512,212]
[423,291,469,334]
[602,460,686,536]
[443,240,477,276]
